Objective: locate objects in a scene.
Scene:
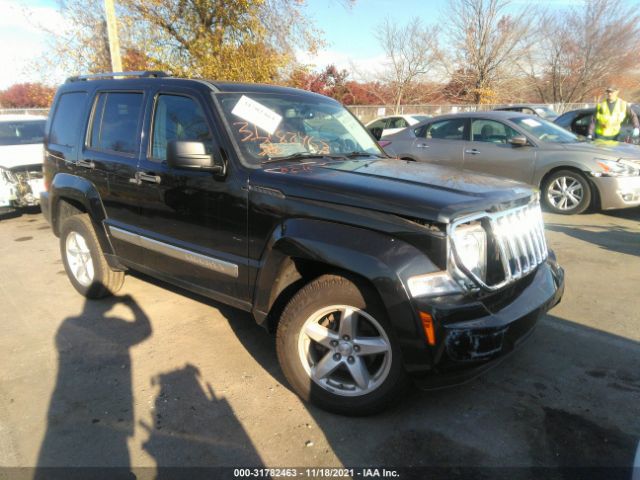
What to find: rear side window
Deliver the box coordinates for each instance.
[151,94,213,161]
[387,117,408,128]
[50,92,87,147]
[89,92,143,154]
[0,120,45,146]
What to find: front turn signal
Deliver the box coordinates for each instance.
[420,311,436,346]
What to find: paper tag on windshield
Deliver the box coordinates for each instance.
[522,118,541,127]
[231,95,282,135]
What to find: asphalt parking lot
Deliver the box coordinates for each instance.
[0,208,639,478]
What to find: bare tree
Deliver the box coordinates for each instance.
[444,0,536,104]
[525,0,640,105]
[375,18,440,112]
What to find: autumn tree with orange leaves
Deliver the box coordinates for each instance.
[0,83,56,108]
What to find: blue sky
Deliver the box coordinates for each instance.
[0,0,584,89]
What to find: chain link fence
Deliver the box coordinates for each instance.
[0,104,596,124]
[0,108,49,116]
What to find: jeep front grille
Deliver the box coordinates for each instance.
[450,202,548,291]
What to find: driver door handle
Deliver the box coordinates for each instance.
[135,171,161,184]
[416,143,430,148]
[465,149,480,155]
[77,160,95,169]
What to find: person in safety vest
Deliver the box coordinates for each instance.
[588,86,639,140]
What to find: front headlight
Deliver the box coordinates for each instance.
[452,223,487,282]
[407,271,463,297]
[592,158,640,177]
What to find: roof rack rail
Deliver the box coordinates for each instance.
[65,71,169,83]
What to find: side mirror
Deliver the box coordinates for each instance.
[167,140,224,174]
[509,136,528,146]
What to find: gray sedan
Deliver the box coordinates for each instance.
[382,111,640,214]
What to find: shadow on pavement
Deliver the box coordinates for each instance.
[34,289,268,480]
[546,223,640,257]
[600,208,640,221]
[34,295,151,479]
[140,363,264,478]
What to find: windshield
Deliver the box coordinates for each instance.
[216,92,382,165]
[510,116,579,143]
[533,107,559,119]
[0,120,45,146]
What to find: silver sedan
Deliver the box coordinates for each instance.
[381,111,640,214]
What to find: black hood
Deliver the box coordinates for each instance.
[255,158,534,223]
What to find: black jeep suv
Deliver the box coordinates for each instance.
[41,71,564,414]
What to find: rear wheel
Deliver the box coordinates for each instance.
[276,274,407,415]
[60,214,124,298]
[542,169,592,215]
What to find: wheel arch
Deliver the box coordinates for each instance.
[252,218,440,368]
[538,164,592,190]
[50,173,116,258]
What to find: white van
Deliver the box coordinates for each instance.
[0,114,46,207]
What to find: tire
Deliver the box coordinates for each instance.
[60,214,124,298]
[542,169,592,215]
[276,274,408,415]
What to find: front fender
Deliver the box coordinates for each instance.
[253,218,441,370]
[534,158,594,186]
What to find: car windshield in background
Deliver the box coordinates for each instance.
[216,93,382,165]
[510,116,579,143]
[533,107,559,119]
[413,115,431,122]
[0,120,45,146]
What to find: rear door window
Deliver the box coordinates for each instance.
[50,92,87,147]
[89,92,143,155]
[424,118,467,140]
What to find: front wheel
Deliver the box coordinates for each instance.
[276,275,407,415]
[542,169,592,215]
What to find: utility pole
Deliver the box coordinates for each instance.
[104,0,122,72]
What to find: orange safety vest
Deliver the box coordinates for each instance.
[594,98,627,137]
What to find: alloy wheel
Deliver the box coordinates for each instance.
[547,176,584,211]
[65,231,95,287]
[297,305,392,397]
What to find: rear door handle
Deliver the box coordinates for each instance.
[136,171,161,184]
[77,160,95,169]
[416,143,430,148]
[464,149,480,155]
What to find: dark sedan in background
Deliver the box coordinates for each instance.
[554,105,640,144]
[382,111,640,214]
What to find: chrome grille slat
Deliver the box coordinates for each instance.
[450,202,548,291]
[514,212,531,274]
[526,209,543,265]
[518,210,536,270]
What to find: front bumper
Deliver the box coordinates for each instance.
[591,175,640,209]
[410,257,564,388]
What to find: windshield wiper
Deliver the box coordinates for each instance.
[344,151,385,159]
[260,153,333,165]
